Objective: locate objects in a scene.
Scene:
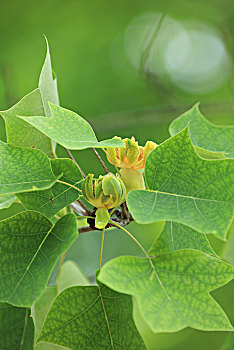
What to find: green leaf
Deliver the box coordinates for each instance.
[38,277,146,349]
[150,221,215,257]
[133,279,234,350]
[0,211,77,306]
[17,158,83,218]
[0,89,54,157]
[33,286,57,341]
[169,104,234,158]
[0,141,58,195]
[0,202,25,222]
[58,260,90,292]
[36,342,68,350]
[33,261,89,342]
[0,303,34,350]
[98,250,234,332]
[18,103,125,150]
[0,39,59,158]
[0,194,15,209]
[39,37,59,118]
[195,146,227,160]
[127,127,234,240]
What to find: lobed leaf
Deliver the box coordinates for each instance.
[169,104,234,158]
[32,261,89,342]
[127,127,234,240]
[0,303,34,349]
[18,103,125,150]
[150,221,216,257]
[0,211,77,307]
[38,277,146,349]
[0,141,58,195]
[17,158,83,218]
[98,251,234,332]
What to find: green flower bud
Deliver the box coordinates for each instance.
[82,173,126,229]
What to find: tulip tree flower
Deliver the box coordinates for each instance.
[82,173,126,229]
[106,137,157,193]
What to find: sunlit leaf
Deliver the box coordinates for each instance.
[98,250,234,332]
[151,221,215,257]
[19,103,125,150]
[195,146,227,160]
[169,104,234,158]
[39,37,59,118]
[127,127,234,240]
[133,280,234,350]
[0,89,54,157]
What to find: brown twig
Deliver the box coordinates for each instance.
[65,148,86,178]
[78,226,94,234]
[121,202,129,219]
[92,148,109,174]
[78,214,134,234]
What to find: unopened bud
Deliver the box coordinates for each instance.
[82,173,126,229]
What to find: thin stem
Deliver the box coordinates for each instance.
[109,205,120,217]
[65,148,86,178]
[92,148,109,174]
[56,251,66,294]
[56,180,82,193]
[109,220,155,270]
[76,215,94,219]
[99,228,105,270]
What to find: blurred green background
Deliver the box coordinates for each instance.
[0,0,233,349]
[0,0,233,151]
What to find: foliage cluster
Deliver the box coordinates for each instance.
[0,41,233,350]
